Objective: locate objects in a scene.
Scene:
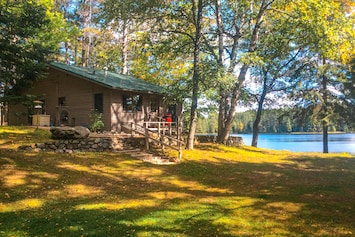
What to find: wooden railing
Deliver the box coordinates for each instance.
[130,122,184,161]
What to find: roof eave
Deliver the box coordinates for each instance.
[49,63,165,95]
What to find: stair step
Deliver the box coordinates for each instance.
[115,149,141,153]
[118,149,176,165]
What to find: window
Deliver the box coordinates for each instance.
[123,94,142,112]
[150,97,158,112]
[94,93,103,113]
[58,97,66,106]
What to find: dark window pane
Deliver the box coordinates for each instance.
[94,93,103,113]
[58,97,66,106]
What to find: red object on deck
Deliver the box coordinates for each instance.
[164,114,172,124]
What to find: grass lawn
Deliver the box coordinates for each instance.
[0,126,354,236]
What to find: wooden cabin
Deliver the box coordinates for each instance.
[8,62,181,132]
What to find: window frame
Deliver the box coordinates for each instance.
[122,94,142,112]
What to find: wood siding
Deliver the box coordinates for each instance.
[8,67,167,132]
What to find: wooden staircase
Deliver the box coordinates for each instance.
[122,122,185,163]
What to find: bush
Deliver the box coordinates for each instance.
[89,110,104,132]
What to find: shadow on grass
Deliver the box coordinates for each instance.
[0,128,52,150]
[0,146,354,236]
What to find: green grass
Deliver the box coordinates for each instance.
[0,126,354,236]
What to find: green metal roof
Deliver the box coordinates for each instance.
[49,62,164,94]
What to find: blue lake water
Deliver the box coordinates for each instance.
[232,133,355,154]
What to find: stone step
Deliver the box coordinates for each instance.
[120,149,176,165]
[115,148,141,153]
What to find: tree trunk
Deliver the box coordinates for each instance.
[186,0,203,150]
[121,21,128,74]
[186,86,198,149]
[215,0,228,143]
[251,109,261,147]
[217,89,227,141]
[323,120,328,153]
[74,43,78,65]
[81,35,86,67]
[218,64,249,143]
[65,42,69,64]
[322,57,329,153]
[252,73,268,147]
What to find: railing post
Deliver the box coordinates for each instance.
[145,122,149,151]
[161,131,165,156]
[158,122,161,139]
[131,122,134,137]
[178,118,183,161]
[178,139,182,161]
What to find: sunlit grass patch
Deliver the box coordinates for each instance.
[165,177,233,194]
[0,198,45,213]
[2,169,28,188]
[65,184,104,198]
[0,126,52,149]
[0,126,29,134]
[182,143,295,164]
[75,199,157,211]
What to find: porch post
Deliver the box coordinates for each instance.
[145,122,149,151]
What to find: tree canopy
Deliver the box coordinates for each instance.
[0,0,67,100]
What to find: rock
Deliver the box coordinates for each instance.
[35,143,45,149]
[18,145,33,151]
[226,136,244,146]
[195,135,244,146]
[195,135,217,143]
[50,126,90,139]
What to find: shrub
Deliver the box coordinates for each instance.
[89,110,104,132]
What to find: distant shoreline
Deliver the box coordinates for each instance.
[196,132,355,136]
[232,132,354,135]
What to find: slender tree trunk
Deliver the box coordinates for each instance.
[186,0,203,150]
[217,90,227,140]
[215,0,228,142]
[251,77,268,147]
[322,57,329,153]
[121,21,128,74]
[218,64,249,143]
[74,44,78,65]
[323,120,328,153]
[251,111,261,147]
[186,81,199,149]
[65,42,69,64]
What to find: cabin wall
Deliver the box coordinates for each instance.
[110,92,165,132]
[50,69,109,128]
[8,67,168,132]
[8,68,111,129]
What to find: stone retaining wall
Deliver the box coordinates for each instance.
[18,134,244,153]
[195,135,244,146]
[19,136,145,153]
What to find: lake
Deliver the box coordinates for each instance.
[232,133,355,154]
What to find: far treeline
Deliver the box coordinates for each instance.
[197,109,355,134]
